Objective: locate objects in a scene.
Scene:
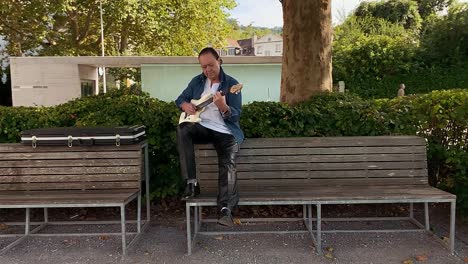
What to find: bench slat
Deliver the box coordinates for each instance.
[196,154,427,164]
[0,159,140,168]
[198,162,427,173]
[0,166,140,176]
[195,136,425,149]
[0,151,141,160]
[0,174,140,183]
[198,169,428,179]
[190,185,455,202]
[199,177,428,190]
[0,181,140,191]
[197,146,427,157]
[0,190,139,205]
[0,144,142,153]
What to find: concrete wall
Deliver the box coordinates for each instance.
[11,60,82,106]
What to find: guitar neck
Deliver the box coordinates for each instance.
[195,90,226,109]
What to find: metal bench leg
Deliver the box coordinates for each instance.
[137,191,142,233]
[44,208,49,224]
[144,144,151,223]
[303,205,306,223]
[194,206,199,235]
[450,201,456,254]
[25,208,30,235]
[409,203,414,219]
[198,206,203,232]
[186,203,192,255]
[120,205,127,256]
[0,209,31,255]
[316,204,322,255]
[424,202,430,231]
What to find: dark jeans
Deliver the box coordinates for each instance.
[176,123,239,212]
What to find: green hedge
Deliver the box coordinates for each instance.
[0,89,467,214]
[340,62,468,99]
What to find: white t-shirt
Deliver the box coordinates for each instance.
[199,79,232,135]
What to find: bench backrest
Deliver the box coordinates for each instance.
[0,143,143,191]
[195,136,428,194]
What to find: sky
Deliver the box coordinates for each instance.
[229,0,366,27]
[228,0,468,27]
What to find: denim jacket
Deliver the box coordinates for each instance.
[175,67,244,144]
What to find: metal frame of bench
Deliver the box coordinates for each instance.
[186,199,455,255]
[185,136,457,255]
[0,142,151,256]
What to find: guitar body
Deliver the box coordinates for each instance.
[178,83,243,125]
[178,95,209,124]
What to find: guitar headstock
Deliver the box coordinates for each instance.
[229,83,243,94]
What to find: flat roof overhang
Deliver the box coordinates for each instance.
[9,56,282,67]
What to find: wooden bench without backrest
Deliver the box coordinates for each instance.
[185,136,456,255]
[0,142,150,255]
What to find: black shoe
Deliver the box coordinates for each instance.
[217,208,233,227]
[183,182,200,199]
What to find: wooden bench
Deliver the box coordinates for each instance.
[185,136,456,255]
[0,142,150,255]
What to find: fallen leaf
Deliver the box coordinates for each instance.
[62,239,79,246]
[415,255,428,261]
[214,236,223,240]
[403,260,414,264]
[464,257,468,262]
[441,236,449,243]
[324,252,334,259]
[326,246,334,252]
[0,223,8,230]
[233,218,242,225]
[99,235,110,241]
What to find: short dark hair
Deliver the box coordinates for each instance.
[198,47,220,60]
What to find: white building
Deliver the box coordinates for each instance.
[9,56,282,106]
[254,34,283,56]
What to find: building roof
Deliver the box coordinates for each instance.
[237,38,253,47]
[256,34,283,43]
[226,39,241,48]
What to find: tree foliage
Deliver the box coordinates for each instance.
[354,0,422,30]
[419,2,468,66]
[227,18,282,40]
[416,0,454,18]
[334,1,468,98]
[333,16,418,82]
[0,0,236,57]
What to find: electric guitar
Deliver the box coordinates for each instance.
[179,83,243,124]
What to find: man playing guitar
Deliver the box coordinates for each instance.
[175,47,244,226]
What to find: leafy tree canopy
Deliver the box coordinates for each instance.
[0,0,236,57]
[354,0,422,30]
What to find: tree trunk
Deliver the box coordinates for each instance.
[280,0,332,104]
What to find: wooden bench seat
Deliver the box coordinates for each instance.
[0,143,150,255]
[185,136,456,255]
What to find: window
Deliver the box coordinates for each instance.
[265,50,270,56]
[228,48,235,56]
[276,44,282,52]
[81,80,95,97]
[257,46,263,54]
